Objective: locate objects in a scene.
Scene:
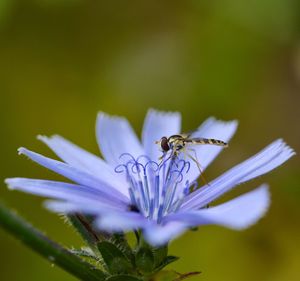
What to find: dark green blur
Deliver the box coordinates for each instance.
[0,1,299,280]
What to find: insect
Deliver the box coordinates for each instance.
[156,134,228,187]
[156,134,227,157]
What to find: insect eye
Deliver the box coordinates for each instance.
[160,137,170,152]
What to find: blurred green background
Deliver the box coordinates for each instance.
[0,1,299,280]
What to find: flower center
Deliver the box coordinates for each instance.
[115,153,193,222]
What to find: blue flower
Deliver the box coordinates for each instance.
[5,109,295,246]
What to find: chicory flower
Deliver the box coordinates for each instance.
[5,109,295,246]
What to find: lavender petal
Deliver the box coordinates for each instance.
[18,147,129,203]
[182,139,294,210]
[167,185,270,230]
[96,112,144,166]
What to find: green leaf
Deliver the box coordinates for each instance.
[67,214,108,253]
[98,241,133,274]
[105,274,142,281]
[135,246,155,274]
[154,256,179,272]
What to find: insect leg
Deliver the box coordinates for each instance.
[158,151,172,166]
[172,148,180,168]
[186,148,210,187]
[158,155,164,165]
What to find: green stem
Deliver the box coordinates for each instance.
[0,202,107,281]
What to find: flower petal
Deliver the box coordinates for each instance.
[38,135,127,195]
[185,117,238,183]
[167,185,270,230]
[17,147,129,203]
[142,109,181,161]
[182,139,295,210]
[47,200,150,233]
[96,112,144,166]
[5,178,125,209]
[95,212,148,233]
[45,201,142,231]
[45,200,127,214]
[143,221,188,246]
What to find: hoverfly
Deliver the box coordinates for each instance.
[156,134,228,187]
[156,134,228,158]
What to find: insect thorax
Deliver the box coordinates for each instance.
[168,135,186,152]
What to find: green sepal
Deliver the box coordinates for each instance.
[67,214,105,254]
[154,256,179,273]
[70,248,99,262]
[111,233,134,262]
[152,245,168,267]
[97,241,134,274]
[135,246,155,274]
[105,274,142,281]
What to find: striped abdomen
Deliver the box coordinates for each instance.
[186,138,228,147]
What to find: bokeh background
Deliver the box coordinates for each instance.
[0,1,299,280]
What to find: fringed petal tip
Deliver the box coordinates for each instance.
[199,117,239,133]
[97,111,126,122]
[37,134,63,145]
[279,139,296,157]
[4,178,17,190]
[17,147,26,155]
[36,134,47,141]
[268,139,296,169]
[210,116,239,125]
[147,108,181,118]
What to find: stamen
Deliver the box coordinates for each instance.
[119,152,136,162]
[115,152,191,222]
